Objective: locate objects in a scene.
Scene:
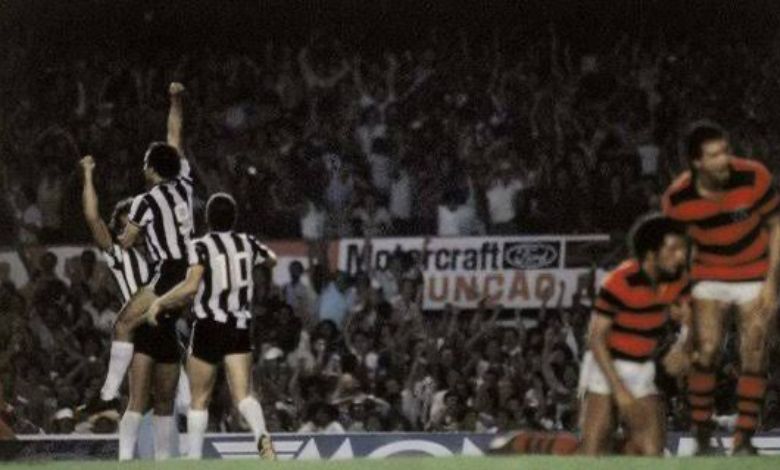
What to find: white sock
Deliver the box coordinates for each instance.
[187,409,208,459]
[118,411,142,461]
[153,415,174,460]
[100,341,134,400]
[237,397,268,441]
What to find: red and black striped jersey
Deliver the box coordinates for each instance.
[593,259,690,362]
[662,157,779,282]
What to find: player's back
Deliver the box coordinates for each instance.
[189,231,272,329]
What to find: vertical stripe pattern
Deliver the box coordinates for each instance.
[127,160,194,262]
[103,244,153,303]
[188,231,273,330]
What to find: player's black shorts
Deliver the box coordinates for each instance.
[134,316,182,364]
[189,319,252,365]
[150,260,189,296]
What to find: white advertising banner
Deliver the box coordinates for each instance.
[337,235,610,309]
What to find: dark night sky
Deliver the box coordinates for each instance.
[2,0,779,55]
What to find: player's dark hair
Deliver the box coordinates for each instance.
[144,142,181,179]
[686,124,727,161]
[109,198,134,237]
[629,213,687,261]
[206,193,237,232]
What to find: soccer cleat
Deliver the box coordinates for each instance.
[732,434,758,456]
[732,442,758,456]
[80,396,120,418]
[258,434,276,460]
[694,445,722,457]
[693,423,719,456]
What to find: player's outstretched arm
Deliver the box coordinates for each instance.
[80,156,112,251]
[167,82,185,157]
[146,264,204,325]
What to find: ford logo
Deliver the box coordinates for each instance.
[503,243,559,270]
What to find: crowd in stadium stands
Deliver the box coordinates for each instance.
[3,22,780,246]
[3,242,780,435]
[2,18,780,435]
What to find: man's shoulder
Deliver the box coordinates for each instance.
[663,171,694,200]
[601,259,640,291]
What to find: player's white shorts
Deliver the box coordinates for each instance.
[691,281,762,305]
[578,351,658,399]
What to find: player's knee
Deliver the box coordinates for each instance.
[696,342,719,368]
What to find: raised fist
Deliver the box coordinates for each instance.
[169,82,185,96]
[79,155,95,172]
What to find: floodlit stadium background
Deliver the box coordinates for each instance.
[1,0,780,464]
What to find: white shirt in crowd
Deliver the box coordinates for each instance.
[353,206,392,237]
[367,152,394,194]
[390,171,413,220]
[356,123,387,157]
[351,349,380,374]
[300,201,326,240]
[83,302,116,335]
[283,277,318,321]
[485,178,524,224]
[18,204,43,244]
[325,173,354,211]
[373,270,401,305]
[318,283,356,327]
[437,204,485,237]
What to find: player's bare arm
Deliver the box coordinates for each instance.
[167,82,185,157]
[758,214,780,316]
[588,314,636,414]
[663,300,694,377]
[262,248,277,269]
[118,222,142,250]
[146,264,205,325]
[80,155,113,251]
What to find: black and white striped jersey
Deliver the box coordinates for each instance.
[187,231,274,329]
[103,244,153,303]
[128,159,194,263]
